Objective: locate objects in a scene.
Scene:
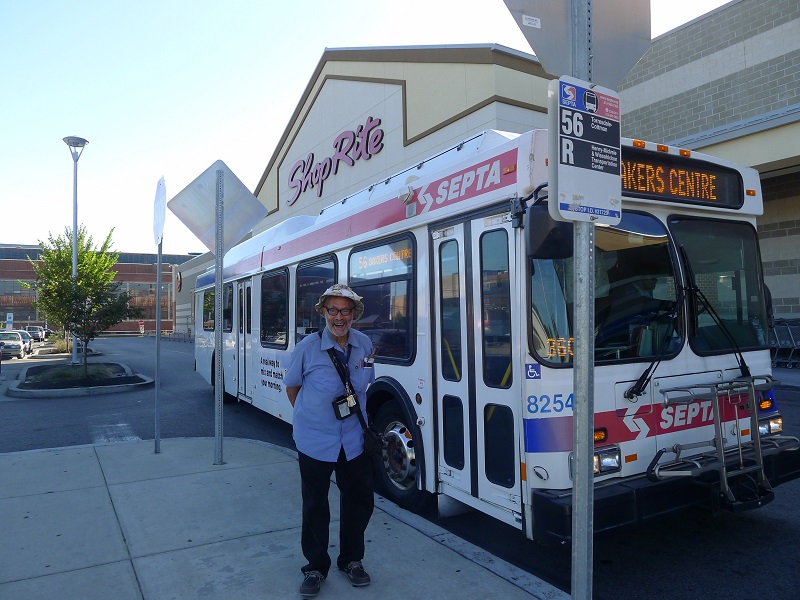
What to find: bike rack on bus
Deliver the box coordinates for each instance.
[650,375,799,510]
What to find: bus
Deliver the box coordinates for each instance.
[194,128,800,543]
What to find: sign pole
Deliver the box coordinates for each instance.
[571,1,593,598]
[153,176,167,455]
[503,2,641,597]
[214,170,225,465]
[155,241,163,454]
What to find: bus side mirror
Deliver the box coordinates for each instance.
[525,204,573,259]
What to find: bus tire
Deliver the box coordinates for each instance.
[372,401,428,512]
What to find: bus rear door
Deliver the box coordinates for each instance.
[236,280,253,400]
[432,211,522,522]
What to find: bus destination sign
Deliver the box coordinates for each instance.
[620,146,744,209]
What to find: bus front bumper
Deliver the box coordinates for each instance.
[529,437,800,545]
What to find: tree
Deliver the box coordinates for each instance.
[25,228,76,338]
[26,226,142,374]
[71,281,141,374]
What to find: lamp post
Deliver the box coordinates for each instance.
[63,136,88,365]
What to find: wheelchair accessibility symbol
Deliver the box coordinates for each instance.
[526,364,541,379]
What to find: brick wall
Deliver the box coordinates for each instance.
[620,0,800,143]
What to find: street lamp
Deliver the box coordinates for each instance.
[63,136,88,365]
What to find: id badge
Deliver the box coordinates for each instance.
[333,394,358,420]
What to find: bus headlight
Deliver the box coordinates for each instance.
[758,417,783,436]
[593,446,621,475]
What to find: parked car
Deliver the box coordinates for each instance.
[26,325,45,342]
[0,331,26,360]
[15,330,33,354]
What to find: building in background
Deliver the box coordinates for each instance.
[169,0,800,328]
[0,244,195,334]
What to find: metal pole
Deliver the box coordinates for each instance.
[154,241,163,453]
[571,1,594,599]
[71,155,79,365]
[214,170,225,465]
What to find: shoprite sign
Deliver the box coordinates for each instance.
[286,116,385,206]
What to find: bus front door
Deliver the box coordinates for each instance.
[432,213,522,521]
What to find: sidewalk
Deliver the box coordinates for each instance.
[0,437,567,600]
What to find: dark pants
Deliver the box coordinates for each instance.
[298,447,374,576]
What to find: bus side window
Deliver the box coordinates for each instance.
[295,257,336,343]
[261,270,288,347]
[203,290,215,331]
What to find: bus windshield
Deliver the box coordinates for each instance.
[530,212,681,364]
[669,216,768,353]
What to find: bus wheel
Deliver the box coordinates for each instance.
[373,402,427,512]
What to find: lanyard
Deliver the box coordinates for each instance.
[318,330,354,396]
[327,346,354,397]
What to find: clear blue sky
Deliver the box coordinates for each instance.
[1,0,729,255]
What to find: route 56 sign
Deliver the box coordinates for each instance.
[548,75,621,225]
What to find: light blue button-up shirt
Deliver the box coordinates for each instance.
[285,327,375,462]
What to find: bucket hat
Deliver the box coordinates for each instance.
[315,284,364,320]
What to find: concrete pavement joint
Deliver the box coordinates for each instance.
[94,445,147,599]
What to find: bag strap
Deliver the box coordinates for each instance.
[319,331,369,432]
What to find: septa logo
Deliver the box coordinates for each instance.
[562,85,576,102]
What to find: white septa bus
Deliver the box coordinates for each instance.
[194,129,800,543]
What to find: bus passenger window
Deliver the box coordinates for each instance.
[349,237,414,362]
[202,290,215,331]
[296,258,336,343]
[261,270,288,347]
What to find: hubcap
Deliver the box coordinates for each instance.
[381,420,416,491]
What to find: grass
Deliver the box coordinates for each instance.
[19,362,141,390]
[26,363,121,383]
[51,338,70,353]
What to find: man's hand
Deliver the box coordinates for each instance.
[286,385,301,407]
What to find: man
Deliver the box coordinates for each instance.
[285,284,376,598]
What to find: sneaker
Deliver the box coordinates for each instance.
[339,561,371,587]
[299,570,325,597]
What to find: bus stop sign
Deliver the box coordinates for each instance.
[503,0,650,90]
[547,75,621,225]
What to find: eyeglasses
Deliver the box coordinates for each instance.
[324,307,353,316]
